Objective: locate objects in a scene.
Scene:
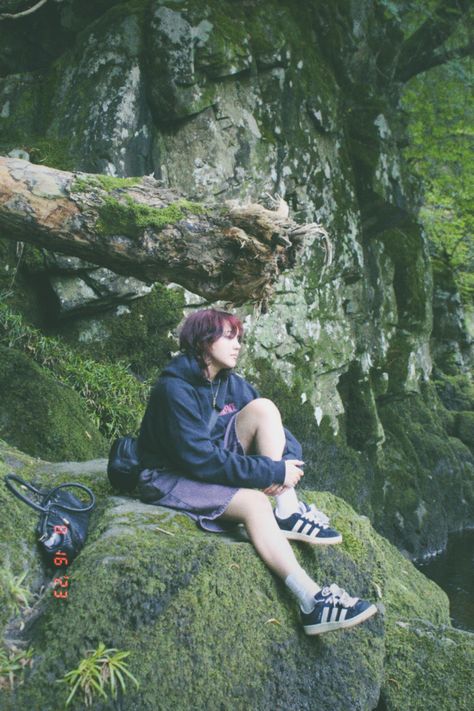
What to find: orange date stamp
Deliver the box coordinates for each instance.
[51,525,70,600]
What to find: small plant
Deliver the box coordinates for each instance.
[0,301,147,439]
[0,568,32,616]
[59,643,139,708]
[0,644,34,691]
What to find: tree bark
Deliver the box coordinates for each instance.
[0,157,328,307]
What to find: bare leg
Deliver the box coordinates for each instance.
[235,398,299,513]
[220,401,375,631]
[235,398,285,459]
[220,488,307,579]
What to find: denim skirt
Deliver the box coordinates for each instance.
[138,414,243,533]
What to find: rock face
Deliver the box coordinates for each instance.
[0,2,473,556]
[1,440,473,711]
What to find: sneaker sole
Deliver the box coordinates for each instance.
[303,604,377,635]
[282,531,343,545]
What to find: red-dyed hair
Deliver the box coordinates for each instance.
[179,309,243,372]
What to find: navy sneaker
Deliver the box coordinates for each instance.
[302,584,377,635]
[275,501,342,545]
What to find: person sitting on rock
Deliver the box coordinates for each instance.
[137,308,377,635]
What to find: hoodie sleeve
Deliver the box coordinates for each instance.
[157,381,285,488]
[282,427,303,460]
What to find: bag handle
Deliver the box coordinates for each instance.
[43,482,96,513]
[4,474,95,514]
[4,474,49,513]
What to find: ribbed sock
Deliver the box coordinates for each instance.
[275,488,299,519]
[285,568,321,613]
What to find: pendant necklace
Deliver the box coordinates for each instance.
[210,378,221,408]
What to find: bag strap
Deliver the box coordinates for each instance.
[4,474,49,513]
[4,474,95,514]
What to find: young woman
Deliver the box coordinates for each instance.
[137,309,377,635]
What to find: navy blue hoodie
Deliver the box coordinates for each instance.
[137,353,302,489]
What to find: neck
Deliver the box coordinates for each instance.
[206,364,221,382]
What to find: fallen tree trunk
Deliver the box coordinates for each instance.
[0,157,329,307]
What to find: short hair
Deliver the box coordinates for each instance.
[179,309,243,372]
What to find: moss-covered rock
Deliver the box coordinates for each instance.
[58,281,185,380]
[374,385,474,556]
[0,346,107,461]
[381,621,474,711]
[455,411,474,451]
[0,441,472,711]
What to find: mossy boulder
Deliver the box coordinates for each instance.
[0,346,107,461]
[1,441,473,711]
[374,385,474,556]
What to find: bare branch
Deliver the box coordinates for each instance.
[0,0,52,21]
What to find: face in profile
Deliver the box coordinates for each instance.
[207,322,242,374]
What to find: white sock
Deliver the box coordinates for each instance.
[285,567,321,613]
[275,488,299,519]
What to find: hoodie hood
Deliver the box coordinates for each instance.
[161,353,230,388]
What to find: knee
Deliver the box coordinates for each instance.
[246,398,281,420]
[241,489,273,520]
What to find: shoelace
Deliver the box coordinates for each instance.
[322,584,358,608]
[299,502,330,526]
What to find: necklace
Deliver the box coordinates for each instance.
[210,378,221,408]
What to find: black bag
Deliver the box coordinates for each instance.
[107,436,140,492]
[4,474,95,566]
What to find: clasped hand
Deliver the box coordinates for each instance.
[262,459,304,496]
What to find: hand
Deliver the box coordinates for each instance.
[263,483,287,496]
[283,459,304,488]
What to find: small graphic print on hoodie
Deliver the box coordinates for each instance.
[219,403,237,416]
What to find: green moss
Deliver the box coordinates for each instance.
[70,175,141,192]
[455,411,474,450]
[1,438,468,711]
[95,195,207,237]
[3,459,465,711]
[0,345,107,461]
[0,481,40,632]
[0,77,75,172]
[376,385,474,555]
[28,137,76,171]
[0,301,147,439]
[0,496,380,710]
[382,622,474,711]
[434,372,474,412]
